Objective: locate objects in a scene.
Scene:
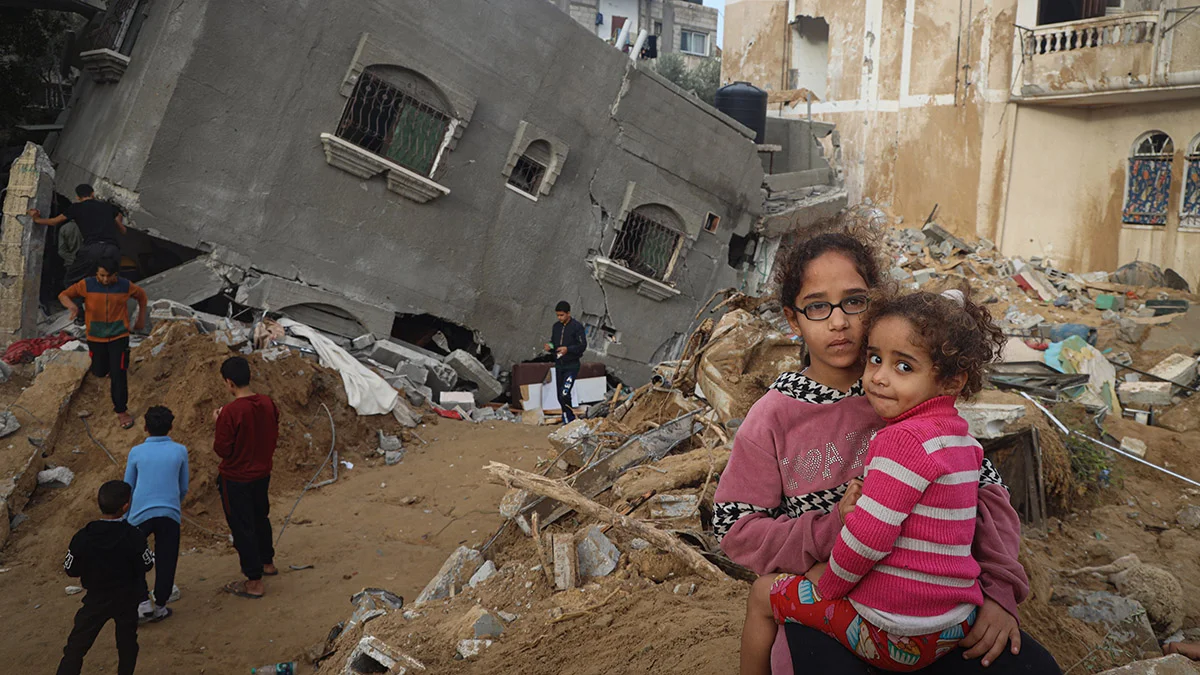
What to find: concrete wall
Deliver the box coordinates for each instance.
[51,0,765,384]
[1000,99,1200,286]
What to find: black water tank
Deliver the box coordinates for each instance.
[714,81,767,143]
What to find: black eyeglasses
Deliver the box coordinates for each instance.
[793,295,870,321]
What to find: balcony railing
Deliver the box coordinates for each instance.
[1017,12,1161,100]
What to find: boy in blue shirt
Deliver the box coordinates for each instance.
[123,405,188,623]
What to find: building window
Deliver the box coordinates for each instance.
[703,212,720,233]
[611,16,628,40]
[1123,131,1174,226]
[506,140,551,198]
[1183,134,1200,228]
[654,21,663,35]
[337,68,452,178]
[610,206,685,282]
[680,30,709,56]
[89,0,143,54]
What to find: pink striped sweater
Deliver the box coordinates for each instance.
[817,395,985,626]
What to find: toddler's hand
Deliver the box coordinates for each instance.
[838,479,863,521]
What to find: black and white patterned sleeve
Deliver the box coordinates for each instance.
[978,457,1009,493]
[712,501,776,540]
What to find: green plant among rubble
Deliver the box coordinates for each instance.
[1065,433,1120,498]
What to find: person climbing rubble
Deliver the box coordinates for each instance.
[28,183,127,289]
[58,254,148,430]
[545,300,587,423]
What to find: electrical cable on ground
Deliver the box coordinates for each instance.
[79,414,118,465]
[276,402,336,546]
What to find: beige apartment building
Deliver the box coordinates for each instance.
[724,0,1200,284]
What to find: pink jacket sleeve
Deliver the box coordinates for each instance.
[715,431,843,575]
[974,482,1029,620]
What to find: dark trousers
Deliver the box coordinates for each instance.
[556,367,578,424]
[87,337,129,414]
[218,475,274,580]
[56,590,139,675]
[785,624,1062,674]
[137,517,180,608]
[65,242,120,287]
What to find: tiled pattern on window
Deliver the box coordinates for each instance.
[1123,158,1172,225]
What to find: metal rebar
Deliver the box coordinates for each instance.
[80,416,118,465]
[276,403,337,546]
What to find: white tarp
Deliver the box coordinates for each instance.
[278,318,398,416]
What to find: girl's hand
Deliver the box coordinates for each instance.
[959,598,1021,666]
[838,479,863,521]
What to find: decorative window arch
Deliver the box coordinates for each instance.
[1123,131,1174,226]
[1183,134,1200,227]
[336,65,453,178]
[506,140,552,197]
[502,121,569,199]
[609,204,686,282]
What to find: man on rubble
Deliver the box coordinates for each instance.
[27,183,127,288]
[544,301,587,424]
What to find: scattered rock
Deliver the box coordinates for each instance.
[456,639,492,660]
[1176,506,1200,530]
[377,430,402,453]
[496,610,518,622]
[1111,564,1185,637]
[0,411,20,439]
[629,538,651,551]
[1120,437,1148,459]
[37,466,75,488]
[473,611,505,639]
[413,546,483,606]
[576,526,620,579]
[1096,654,1199,675]
[1068,591,1159,657]
[344,635,425,673]
[468,560,497,588]
[384,450,405,466]
[594,613,614,628]
[65,586,83,595]
[1118,318,1150,344]
[350,588,404,611]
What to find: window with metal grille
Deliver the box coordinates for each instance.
[89,0,142,53]
[680,30,709,56]
[336,70,451,177]
[1123,131,1174,226]
[1183,134,1200,228]
[507,140,551,197]
[609,208,684,282]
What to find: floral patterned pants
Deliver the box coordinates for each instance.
[769,574,977,672]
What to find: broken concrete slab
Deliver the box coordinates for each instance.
[649,493,700,519]
[552,533,578,590]
[413,546,483,606]
[1068,591,1160,660]
[1120,437,1148,458]
[548,418,599,466]
[1095,655,1197,675]
[922,222,972,252]
[1147,354,1198,387]
[1142,306,1200,353]
[137,256,227,308]
[468,560,497,588]
[0,412,20,439]
[1013,266,1059,302]
[1,143,54,342]
[472,611,505,639]
[368,341,457,389]
[377,430,402,453]
[1119,317,1151,344]
[236,275,393,338]
[396,362,429,386]
[444,350,503,405]
[1119,381,1174,407]
[1,351,91,549]
[956,403,1027,440]
[343,635,425,674]
[1176,506,1200,529]
[456,639,492,660]
[575,526,619,579]
[350,588,405,610]
[350,333,376,351]
[384,450,405,465]
[439,391,476,411]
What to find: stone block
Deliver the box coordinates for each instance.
[575,526,619,579]
[1120,437,1148,459]
[368,341,456,391]
[397,362,429,386]
[456,639,492,659]
[913,268,936,285]
[444,350,503,405]
[1148,354,1197,387]
[1119,318,1150,344]
[548,419,599,465]
[351,333,376,351]
[37,466,74,488]
[473,611,505,639]
[468,560,497,588]
[552,533,578,590]
[1119,381,1173,407]
[439,391,476,411]
[413,546,482,606]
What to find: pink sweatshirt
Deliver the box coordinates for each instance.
[818,396,984,628]
[714,373,1028,674]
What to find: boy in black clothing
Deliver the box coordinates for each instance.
[57,480,154,675]
[544,300,587,423]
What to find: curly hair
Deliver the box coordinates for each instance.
[775,228,888,310]
[862,286,1005,398]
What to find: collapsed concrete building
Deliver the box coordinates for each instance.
[724,0,1200,285]
[18,0,841,382]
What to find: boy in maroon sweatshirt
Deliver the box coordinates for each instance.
[212,356,280,599]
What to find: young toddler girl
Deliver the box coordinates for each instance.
[740,287,1006,674]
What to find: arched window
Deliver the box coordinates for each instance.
[1183,134,1200,227]
[336,66,452,177]
[610,204,685,281]
[507,140,552,197]
[1123,131,1174,226]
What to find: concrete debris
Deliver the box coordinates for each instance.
[1176,506,1200,530]
[413,546,483,606]
[956,403,1026,440]
[1096,655,1199,675]
[1120,437,1148,459]
[391,399,421,428]
[1068,591,1160,659]
[629,538,651,550]
[648,493,700,519]
[1147,354,1198,388]
[37,466,75,488]
[575,526,620,579]
[368,340,457,390]
[468,560,497,587]
[439,391,476,411]
[0,411,20,439]
[1067,556,1185,638]
[0,360,11,384]
[455,639,492,660]
[343,635,425,674]
[472,611,505,639]
[350,588,405,611]
[444,350,503,405]
[1118,318,1151,344]
[377,430,402,453]
[350,334,376,351]
[1118,381,1174,407]
[384,450,405,466]
[552,533,578,590]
